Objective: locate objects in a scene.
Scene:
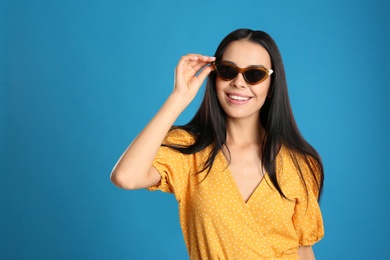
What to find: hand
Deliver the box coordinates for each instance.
[173,54,215,103]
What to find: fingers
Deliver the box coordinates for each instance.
[191,55,216,72]
[196,64,214,83]
[182,54,215,63]
[174,54,215,97]
[177,54,215,73]
[190,55,215,84]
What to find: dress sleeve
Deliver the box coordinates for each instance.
[292,156,324,246]
[146,129,194,202]
[277,148,324,246]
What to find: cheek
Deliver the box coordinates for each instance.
[255,81,271,97]
[215,77,225,89]
[265,82,272,97]
[215,78,227,96]
[215,79,226,104]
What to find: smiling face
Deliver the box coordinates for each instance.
[215,40,272,123]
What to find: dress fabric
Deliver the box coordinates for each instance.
[147,129,324,260]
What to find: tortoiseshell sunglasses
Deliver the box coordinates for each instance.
[212,61,273,85]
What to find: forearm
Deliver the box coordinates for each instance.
[110,93,188,189]
[110,54,214,190]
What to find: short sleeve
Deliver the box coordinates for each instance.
[292,157,324,246]
[146,129,194,202]
[277,148,324,246]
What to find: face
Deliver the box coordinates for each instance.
[215,40,272,123]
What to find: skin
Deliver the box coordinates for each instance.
[110,40,315,260]
[216,41,315,260]
[215,40,272,203]
[110,54,214,189]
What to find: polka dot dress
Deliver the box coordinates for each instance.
[148,129,324,260]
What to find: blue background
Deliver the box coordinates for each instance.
[2,0,389,259]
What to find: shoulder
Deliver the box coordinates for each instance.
[163,128,196,146]
[277,145,320,174]
[277,145,322,197]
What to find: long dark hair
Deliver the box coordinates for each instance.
[165,28,324,201]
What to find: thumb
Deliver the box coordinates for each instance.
[195,65,214,85]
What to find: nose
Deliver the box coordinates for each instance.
[231,72,246,88]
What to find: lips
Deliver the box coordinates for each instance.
[225,93,253,105]
[228,94,251,101]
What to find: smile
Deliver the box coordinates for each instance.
[228,94,251,101]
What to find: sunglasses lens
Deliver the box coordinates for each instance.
[215,64,238,80]
[244,69,267,84]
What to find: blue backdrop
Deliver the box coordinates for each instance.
[2,0,389,259]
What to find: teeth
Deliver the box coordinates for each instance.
[229,95,250,101]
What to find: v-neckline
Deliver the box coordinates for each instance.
[219,151,267,205]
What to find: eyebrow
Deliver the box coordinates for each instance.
[220,60,267,68]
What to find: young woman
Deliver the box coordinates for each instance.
[111,29,324,260]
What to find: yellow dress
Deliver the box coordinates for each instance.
[148,129,324,260]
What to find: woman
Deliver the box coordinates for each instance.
[111,28,324,260]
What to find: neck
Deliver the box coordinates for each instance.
[225,117,266,147]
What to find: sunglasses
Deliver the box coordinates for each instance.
[212,61,273,85]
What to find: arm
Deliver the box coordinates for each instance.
[110,54,215,190]
[298,246,315,260]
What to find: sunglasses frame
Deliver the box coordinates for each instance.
[211,61,273,85]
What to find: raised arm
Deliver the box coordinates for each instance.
[110,54,215,190]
